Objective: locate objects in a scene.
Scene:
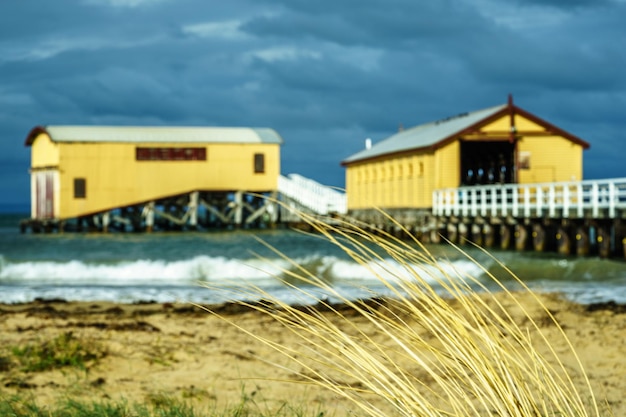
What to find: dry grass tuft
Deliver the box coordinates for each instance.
[199,212,604,417]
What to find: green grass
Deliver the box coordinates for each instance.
[10,331,107,372]
[0,395,199,417]
[0,393,327,417]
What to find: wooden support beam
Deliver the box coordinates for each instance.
[556,226,571,256]
[233,191,243,227]
[447,223,458,244]
[458,223,468,245]
[483,223,494,248]
[515,224,528,251]
[500,224,511,250]
[189,191,198,227]
[471,223,483,246]
[575,226,590,257]
[199,199,231,224]
[532,223,545,252]
[102,212,110,233]
[596,225,610,258]
[144,202,155,233]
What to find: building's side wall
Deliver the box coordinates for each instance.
[53,142,280,219]
[434,141,460,190]
[345,150,437,210]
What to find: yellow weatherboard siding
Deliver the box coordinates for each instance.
[60,142,279,219]
[346,151,434,210]
[517,136,582,183]
[31,133,60,168]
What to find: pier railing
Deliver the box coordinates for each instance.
[433,178,626,219]
[278,174,347,215]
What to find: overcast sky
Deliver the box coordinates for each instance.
[1,0,625,212]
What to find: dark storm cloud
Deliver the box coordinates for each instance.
[0,0,624,210]
[242,0,489,47]
[507,0,615,8]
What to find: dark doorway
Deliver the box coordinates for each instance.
[460,141,515,186]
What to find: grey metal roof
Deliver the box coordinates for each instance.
[30,126,284,145]
[342,104,507,164]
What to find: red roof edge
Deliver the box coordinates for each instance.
[24,125,49,147]
[436,102,590,151]
[511,105,590,149]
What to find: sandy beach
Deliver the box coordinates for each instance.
[0,293,624,416]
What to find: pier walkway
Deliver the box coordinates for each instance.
[277,174,347,221]
[432,178,626,258]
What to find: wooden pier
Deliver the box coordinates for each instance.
[20,171,626,260]
[20,174,348,233]
[432,178,626,258]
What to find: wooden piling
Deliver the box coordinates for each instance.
[458,223,468,245]
[471,223,483,246]
[447,223,458,244]
[515,224,528,251]
[556,226,571,256]
[532,223,546,252]
[575,226,590,257]
[483,223,495,248]
[596,225,610,258]
[499,224,511,250]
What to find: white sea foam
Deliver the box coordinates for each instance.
[326,257,486,285]
[0,254,486,286]
[0,256,290,285]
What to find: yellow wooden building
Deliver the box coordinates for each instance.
[342,97,589,211]
[25,125,282,226]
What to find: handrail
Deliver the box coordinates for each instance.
[432,178,626,219]
[278,174,347,215]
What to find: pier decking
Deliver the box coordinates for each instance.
[432,177,626,258]
[20,172,626,259]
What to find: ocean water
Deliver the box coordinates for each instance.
[1,214,625,305]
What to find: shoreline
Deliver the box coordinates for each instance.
[1,293,625,415]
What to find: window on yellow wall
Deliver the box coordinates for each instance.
[254,153,265,173]
[408,163,414,177]
[74,178,86,199]
[418,161,424,177]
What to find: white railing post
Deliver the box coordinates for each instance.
[535,185,543,217]
[609,180,616,218]
[470,189,477,217]
[512,186,519,217]
[547,184,556,218]
[577,183,584,218]
[591,182,599,218]
[522,186,529,218]
[480,187,487,217]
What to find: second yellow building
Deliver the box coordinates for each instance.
[342,97,589,211]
